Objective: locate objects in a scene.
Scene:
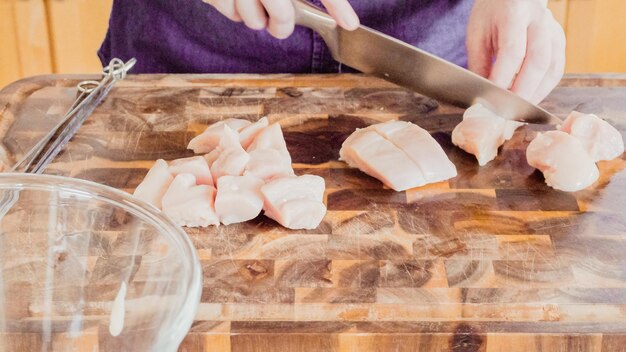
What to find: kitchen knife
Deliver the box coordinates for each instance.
[292,0,562,124]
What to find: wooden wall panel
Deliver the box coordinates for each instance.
[565,0,626,73]
[0,0,52,88]
[0,2,22,88]
[45,0,113,74]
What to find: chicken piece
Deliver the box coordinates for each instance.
[187,118,251,153]
[452,103,525,166]
[210,125,250,182]
[214,175,264,225]
[161,174,219,227]
[527,131,599,192]
[204,150,220,167]
[339,129,427,191]
[239,117,269,149]
[243,122,294,180]
[244,149,294,181]
[261,175,326,230]
[373,121,457,183]
[168,156,213,186]
[558,111,624,162]
[133,159,173,208]
[247,123,289,153]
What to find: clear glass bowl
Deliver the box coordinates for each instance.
[0,174,202,351]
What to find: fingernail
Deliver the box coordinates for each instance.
[341,12,359,30]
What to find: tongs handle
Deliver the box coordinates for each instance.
[10,58,136,174]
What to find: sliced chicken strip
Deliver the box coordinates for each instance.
[162,173,219,227]
[527,131,599,192]
[215,175,264,225]
[133,159,173,208]
[373,121,457,183]
[339,129,426,191]
[558,111,624,162]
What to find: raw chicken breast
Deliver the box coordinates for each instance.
[168,156,213,186]
[244,149,294,181]
[527,131,599,192]
[210,125,250,182]
[239,117,269,149]
[452,103,525,166]
[261,175,326,230]
[161,173,219,227]
[215,175,264,225]
[339,129,427,191]
[373,121,457,183]
[133,159,173,208]
[247,123,289,152]
[187,118,251,153]
[558,111,624,162]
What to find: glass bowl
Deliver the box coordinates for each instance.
[0,174,202,351]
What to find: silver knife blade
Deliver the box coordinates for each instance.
[292,0,562,125]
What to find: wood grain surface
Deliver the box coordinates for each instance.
[0,74,625,352]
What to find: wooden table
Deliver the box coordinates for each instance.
[1,74,625,351]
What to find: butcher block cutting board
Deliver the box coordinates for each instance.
[1,74,625,352]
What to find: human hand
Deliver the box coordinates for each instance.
[204,0,359,39]
[466,0,566,104]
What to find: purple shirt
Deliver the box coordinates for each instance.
[98,0,473,74]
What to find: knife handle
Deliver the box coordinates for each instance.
[292,0,336,29]
[291,0,339,56]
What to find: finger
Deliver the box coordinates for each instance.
[206,0,241,22]
[488,19,528,90]
[235,0,267,30]
[510,17,553,103]
[531,20,566,103]
[321,0,359,30]
[466,29,494,78]
[260,0,295,39]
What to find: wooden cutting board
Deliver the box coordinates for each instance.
[1,74,625,352]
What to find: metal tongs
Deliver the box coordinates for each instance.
[0,58,136,219]
[10,57,136,174]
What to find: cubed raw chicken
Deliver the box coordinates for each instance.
[133,159,173,208]
[373,121,457,183]
[452,103,525,166]
[187,118,251,153]
[558,111,624,162]
[239,117,269,149]
[261,175,326,230]
[161,173,219,227]
[214,175,264,225]
[244,149,294,181]
[204,150,220,167]
[210,125,250,182]
[527,131,599,192]
[247,123,289,152]
[168,156,213,186]
[339,128,427,191]
[244,122,294,181]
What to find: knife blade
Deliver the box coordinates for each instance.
[292,0,562,125]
